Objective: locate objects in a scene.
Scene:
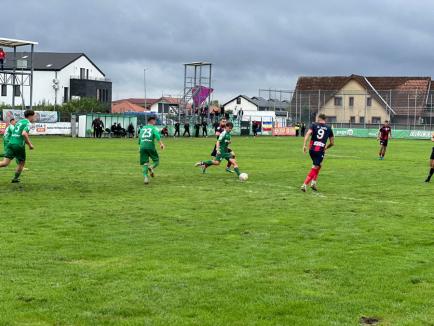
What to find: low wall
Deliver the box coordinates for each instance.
[333,128,433,140]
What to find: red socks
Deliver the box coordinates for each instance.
[313,166,321,181]
[304,167,321,184]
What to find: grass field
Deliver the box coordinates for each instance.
[0,135,433,325]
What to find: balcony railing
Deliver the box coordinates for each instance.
[70,75,111,82]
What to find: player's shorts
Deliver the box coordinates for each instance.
[309,150,324,166]
[430,147,434,160]
[215,151,232,162]
[140,147,159,165]
[211,145,217,157]
[380,139,388,147]
[4,144,26,162]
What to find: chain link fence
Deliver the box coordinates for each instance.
[258,89,434,130]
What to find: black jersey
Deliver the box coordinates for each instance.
[309,123,334,152]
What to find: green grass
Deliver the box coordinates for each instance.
[0,136,433,325]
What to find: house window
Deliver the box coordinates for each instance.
[327,116,337,123]
[14,85,20,97]
[350,116,356,123]
[359,117,365,124]
[334,96,342,106]
[349,97,354,106]
[80,68,86,79]
[96,89,101,101]
[236,97,241,105]
[1,84,6,97]
[64,87,69,102]
[372,116,381,124]
[367,97,372,107]
[86,69,89,79]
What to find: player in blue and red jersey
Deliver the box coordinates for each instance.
[301,114,334,192]
[377,121,392,160]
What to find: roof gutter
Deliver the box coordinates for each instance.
[363,76,396,115]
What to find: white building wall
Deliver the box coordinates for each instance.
[0,55,105,108]
[223,97,258,115]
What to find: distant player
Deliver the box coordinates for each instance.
[0,110,36,183]
[377,121,392,160]
[0,118,16,157]
[138,116,165,185]
[195,122,242,178]
[301,114,334,192]
[424,132,434,183]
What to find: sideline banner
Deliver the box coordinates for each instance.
[0,122,7,135]
[333,128,433,140]
[272,127,296,136]
[2,110,58,123]
[29,122,72,135]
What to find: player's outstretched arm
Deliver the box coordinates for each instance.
[159,141,165,150]
[22,131,34,150]
[302,129,312,153]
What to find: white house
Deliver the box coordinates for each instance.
[222,95,259,115]
[1,52,111,109]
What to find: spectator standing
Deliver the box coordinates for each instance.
[96,118,104,138]
[0,48,5,71]
[202,120,208,137]
[174,122,180,137]
[183,122,191,137]
[91,118,99,138]
[127,122,135,138]
[301,122,306,137]
[252,121,258,137]
[194,122,201,138]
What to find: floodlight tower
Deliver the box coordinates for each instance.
[180,62,212,119]
[0,37,38,110]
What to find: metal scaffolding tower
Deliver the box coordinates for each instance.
[0,37,38,110]
[180,62,212,119]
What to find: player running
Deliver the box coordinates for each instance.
[195,121,242,178]
[211,118,235,173]
[138,116,165,185]
[301,114,334,192]
[0,110,35,183]
[377,121,392,160]
[0,118,16,158]
[424,132,434,183]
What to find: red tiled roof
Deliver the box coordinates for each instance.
[111,100,148,113]
[293,75,431,116]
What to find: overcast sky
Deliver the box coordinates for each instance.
[3,0,434,102]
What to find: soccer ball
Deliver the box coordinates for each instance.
[239,173,248,182]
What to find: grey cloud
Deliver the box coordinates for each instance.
[3,0,434,101]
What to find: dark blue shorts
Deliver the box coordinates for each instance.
[380,139,388,147]
[309,150,324,166]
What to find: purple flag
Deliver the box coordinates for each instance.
[192,86,213,107]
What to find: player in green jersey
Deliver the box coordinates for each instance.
[0,118,16,157]
[0,110,35,183]
[139,116,165,185]
[195,122,242,177]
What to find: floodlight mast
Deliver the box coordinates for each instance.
[0,37,38,110]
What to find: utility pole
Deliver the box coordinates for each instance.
[144,68,148,111]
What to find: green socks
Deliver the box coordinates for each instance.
[203,160,213,167]
[143,165,149,177]
[234,167,241,176]
[153,161,159,169]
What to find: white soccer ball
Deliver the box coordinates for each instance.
[239,173,249,181]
